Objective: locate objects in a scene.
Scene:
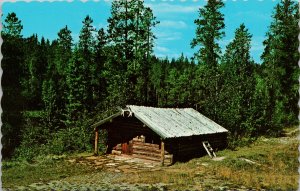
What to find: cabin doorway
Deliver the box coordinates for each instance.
[121,142,131,154]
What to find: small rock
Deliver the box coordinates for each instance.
[68,159,76,163]
[212,156,226,161]
[106,163,117,166]
[86,156,98,160]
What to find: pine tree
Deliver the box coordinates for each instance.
[65,49,89,126]
[2,12,23,38]
[220,24,256,136]
[94,28,108,109]
[106,0,158,106]
[79,15,96,55]
[56,25,73,76]
[42,40,60,125]
[191,0,225,67]
[261,0,299,128]
[1,12,24,158]
[78,15,97,109]
[191,0,225,120]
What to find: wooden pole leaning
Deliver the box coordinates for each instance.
[94,127,99,155]
[161,139,165,166]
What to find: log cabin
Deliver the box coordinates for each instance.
[92,105,228,166]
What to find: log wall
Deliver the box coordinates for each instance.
[105,116,161,154]
[166,133,227,161]
[103,116,227,164]
[112,136,173,165]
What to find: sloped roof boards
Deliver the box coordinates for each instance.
[92,105,228,139]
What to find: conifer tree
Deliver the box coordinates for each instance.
[1,12,24,158]
[261,0,299,128]
[220,24,255,136]
[78,15,97,109]
[106,0,158,106]
[191,0,225,67]
[191,0,225,120]
[56,25,73,76]
[2,12,23,38]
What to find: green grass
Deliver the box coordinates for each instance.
[205,139,298,190]
[2,156,97,189]
[3,127,298,190]
[114,127,299,190]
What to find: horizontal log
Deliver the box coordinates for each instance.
[164,154,173,159]
[132,150,161,158]
[163,158,172,165]
[132,145,161,153]
[132,154,161,162]
[132,138,144,142]
[132,141,160,149]
[112,150,121,155]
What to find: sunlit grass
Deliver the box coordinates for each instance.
[2,156,97,189]
[113,128,298,190]
[3,127,298,190]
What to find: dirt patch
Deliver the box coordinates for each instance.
[70,154,162,174]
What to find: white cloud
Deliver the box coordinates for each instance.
[155,31,182,41]
[155,46,170,53]
[155,53,181,59]
[159,20,187,29]
[145,3,201,14]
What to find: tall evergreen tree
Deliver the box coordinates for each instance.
[78,15,97,109]
[94,28,108,109]
[65,49,89,126]
[220,24,256,136]
[1,12,24,158]
[191,0,225,120]
[191,0,225,67]
[2,12,23,38]
[56,25,73,76]
[42,40,60,125]
[79,15,96,55]
[261,0,299,128]
[106,0,158,106]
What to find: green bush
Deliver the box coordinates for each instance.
[14,124,50,161]
[227,133,256,149]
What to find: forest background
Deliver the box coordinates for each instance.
[1,0,298,160]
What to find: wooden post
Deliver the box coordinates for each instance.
[161,140,165,166]
[94,128,99,155]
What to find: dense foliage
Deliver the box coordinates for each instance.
[1,0,298,160]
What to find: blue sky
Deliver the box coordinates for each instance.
[2,0,278,63]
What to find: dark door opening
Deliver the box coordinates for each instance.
[122,142,130,154]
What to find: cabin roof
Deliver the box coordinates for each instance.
[92,105,228,139]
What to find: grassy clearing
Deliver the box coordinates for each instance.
[2,154,97,189]
[3,127,298,190]
[114,128,299,190]
[205,140,298,190]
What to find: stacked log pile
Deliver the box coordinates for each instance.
[132,137,173,165]
[112,144,122,155]
[111,136,173,165]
